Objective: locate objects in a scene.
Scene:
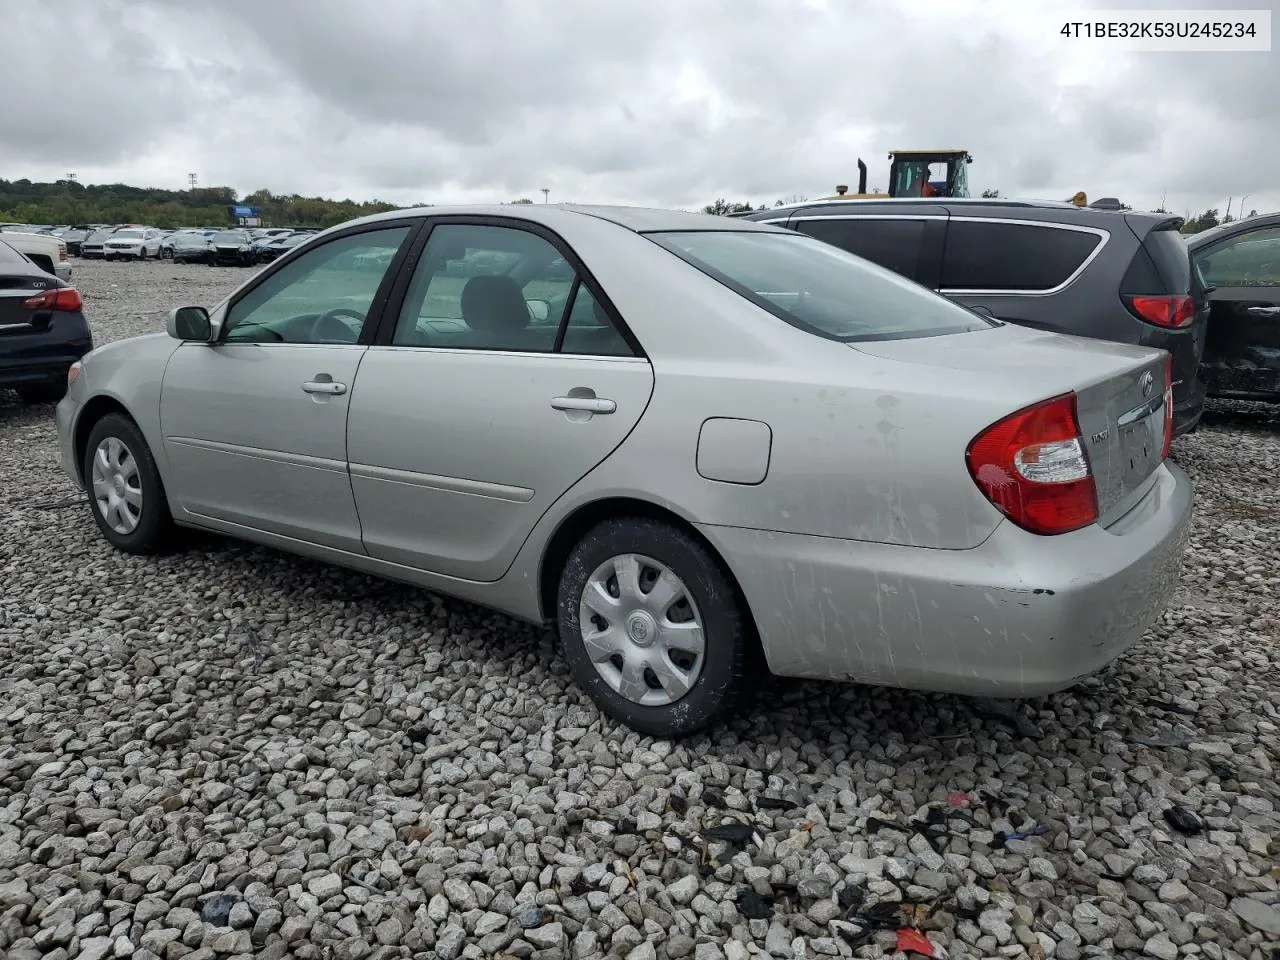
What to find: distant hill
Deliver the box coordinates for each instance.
[0,178,408,229]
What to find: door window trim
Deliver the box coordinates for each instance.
[216,217,427,347]
[369,214,648,359]
[938,217,1110,297]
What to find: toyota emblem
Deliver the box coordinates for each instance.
[1140,371,1154,397]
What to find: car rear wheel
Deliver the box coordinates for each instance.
[160,247,173,260]
[83,413,176,554]
[556,517,755,737]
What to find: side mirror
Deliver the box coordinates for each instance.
[526,299,551,323]
[168,305,213,342]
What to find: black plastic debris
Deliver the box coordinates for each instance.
[201,893,238,927]
[992,825,1052,849]
[615,817,638,835]
[704,822,756,844]
[837,884,865,912]
[754,796,793,811]
[972,697,1043,738]
[406,727,430,744]
[702,789,725,808]
[1163,804,1205,835]
[669,794,687,814]
[736,887,774,920]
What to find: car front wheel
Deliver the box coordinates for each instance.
[83,413,176,554]
[556,517,755,737]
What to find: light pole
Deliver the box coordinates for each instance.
[541,188,550,204]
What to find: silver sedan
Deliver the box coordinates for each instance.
[56,205,1193,737]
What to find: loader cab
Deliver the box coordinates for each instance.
[887,150,972,199]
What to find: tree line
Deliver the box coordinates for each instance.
[0,178,406,229]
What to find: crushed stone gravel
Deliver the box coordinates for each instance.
[1,258,1278,959]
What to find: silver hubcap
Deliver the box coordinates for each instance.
[579,553,705,707]
[91,437,143,535]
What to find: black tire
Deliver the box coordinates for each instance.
[82,413,176,554]
[160,248,173,260]
[16,382,66,404]
[556,516,756,738]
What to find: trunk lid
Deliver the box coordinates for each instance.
[851,323,1169,527]
[0,273,55,329]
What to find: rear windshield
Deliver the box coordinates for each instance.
[212,232,247,244]
[646,230,995,342]
[0,239,28,265]
[1145,227,1192,293]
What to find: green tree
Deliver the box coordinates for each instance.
[702,199,755,216]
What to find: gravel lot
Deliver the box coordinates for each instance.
[2,258,1278,960]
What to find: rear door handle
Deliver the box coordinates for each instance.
[302,380,347,395]
[551,396,615,414]
[1245,305,1280,316]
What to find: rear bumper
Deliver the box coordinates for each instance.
[698,461,1193,698]
[0,314,93,387]
[1172,374,1206,436]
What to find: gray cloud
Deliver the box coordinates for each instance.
[1,0,1275,217]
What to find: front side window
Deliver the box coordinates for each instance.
[394,224,595,352]
[648,229,994,342]
[1196,227,1280,288]
[222,226,410,344]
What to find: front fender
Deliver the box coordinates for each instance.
[72,333,183,485]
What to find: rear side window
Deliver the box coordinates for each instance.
[792,218,927,279]
[941,221,1103,291]
[647,229,994,342]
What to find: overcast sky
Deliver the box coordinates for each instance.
[3,0,1276,218]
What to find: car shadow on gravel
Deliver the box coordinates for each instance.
[158,531,1151,763]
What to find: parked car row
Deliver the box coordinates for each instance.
[1,222,322,264]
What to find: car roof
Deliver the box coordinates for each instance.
[342,203,786,235]
[1185,211,1280,249]
[741,197,1183,230]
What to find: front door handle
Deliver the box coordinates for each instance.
[302,379,347,395]
[1245,305,1280,316]
[551,396,616,414]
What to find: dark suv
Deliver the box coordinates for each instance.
[741,199,1208,435]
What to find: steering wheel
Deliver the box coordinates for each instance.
[309,308,365,343]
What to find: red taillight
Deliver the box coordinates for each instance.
[966,392,1099,536]
[23,287,83,312]
[1162,353,1174,460]
[1126,294,1195,329]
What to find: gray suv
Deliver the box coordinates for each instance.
[741,199,1208,435]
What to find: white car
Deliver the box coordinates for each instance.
[103,228,164,260]
[0,231,72,281]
